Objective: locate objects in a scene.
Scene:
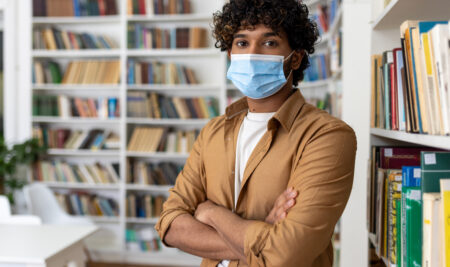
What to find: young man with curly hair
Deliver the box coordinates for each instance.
[155,0,357,266]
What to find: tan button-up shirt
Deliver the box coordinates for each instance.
[155,89,357,267]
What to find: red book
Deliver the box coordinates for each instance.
[98,0,106,16]
[74,98,87,117]
[379,147,439,169]
[389,63,397,130]
[138,0,146,15]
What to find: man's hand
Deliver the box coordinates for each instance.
[265,187,298,224]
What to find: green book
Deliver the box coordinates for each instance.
[48,62,62,84]
[405,187,422,267]
[395,198,402,267]
[421,151,450,193]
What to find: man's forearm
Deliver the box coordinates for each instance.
[164,213,240,260]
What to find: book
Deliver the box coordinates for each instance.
[404,187,422,267]
[127,61,198,85]
[127,127,198,153]
[421,151,450,193]
[33,0,118,17]
[387,170,402,265]
[54,191,118,217]
[422,192,442,267]
[126,193,166,218]
[441,179,450,267]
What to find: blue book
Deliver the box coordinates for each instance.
[128,60,135,84]
[395,49,406,131]
[108,98,117,118]
[402,166,421,187]
[73,0,81,16]
[170,28,177,49]
[135,24,142,49]
[319,55,327,79]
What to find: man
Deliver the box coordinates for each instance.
[155,0,357,266]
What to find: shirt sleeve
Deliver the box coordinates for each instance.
[243,123,357,267]
[155,124,208,245]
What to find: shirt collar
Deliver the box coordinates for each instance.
[225,89,306,132]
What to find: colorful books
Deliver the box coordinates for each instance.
[33,0,118,17]
[126,193,165,218]
[54,191,119,217]
[127,60,198,85]
[127,92,218,119]
[126,159,182,185]
[303,53,331,82]
[127,127,198,153]
[33,160,120,184]
[127,0,191,15]
[32,95,120,118]
[33,27,118,50]
[127,25,208,49]
[126,227,162,252]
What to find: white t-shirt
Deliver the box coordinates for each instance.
[218,110,275,267]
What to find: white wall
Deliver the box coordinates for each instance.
[340,0,371,266]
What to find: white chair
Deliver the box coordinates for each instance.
[0,195,42,225]
[23,183,94,226]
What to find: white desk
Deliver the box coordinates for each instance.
[0,225,98,267]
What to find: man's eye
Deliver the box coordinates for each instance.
[264,40,277,47]
[236,40,248,47]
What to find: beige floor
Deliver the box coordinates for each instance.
[87,262,180,267]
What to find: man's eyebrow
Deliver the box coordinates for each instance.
[233,33,247,38]
[263,32,279,37]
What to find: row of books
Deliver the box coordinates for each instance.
[367,147,450,266]
[127,127,198,153]
[127,92,218,119]
[55,192,119,217]
[312,4,329,35]
[126,159,182,185]
[127,24,208,49]
[127,60,198,85]
[126,227,162,252]
[33,160,120,184]
[32,95,120,118]
[32,126,120,150]
[33,28,118,50]
[370,20,450,135]
[33,0,118,17]
[303,53,331,82]
[127,0,191,15]
[126,193,166,218]
[33,61,121,85]
[330,31,342,74]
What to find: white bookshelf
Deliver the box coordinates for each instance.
[32,49,122,58]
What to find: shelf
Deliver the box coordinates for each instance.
[329,7,343,37]
[127,48,220,57]
[47,149,120,157]
[93,249,202,266]
[127,84,220,91]
[371,0,450,30]
[32,49,121,58]
[332,67,342,80]
[370,128,450,150]
[126,151,190,160]
[32,117,121,124]
[36,181,120,190]
[127,14,212,22]
[127,118,210,126]
[33,84,121,91]
[126,217,159,224]
[126,184,172,193]
[368,233,390,266]
[300,79,330,89]
[32,16,121,24]
[83,216,120,223]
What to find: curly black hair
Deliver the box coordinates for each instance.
[213,0,320,86]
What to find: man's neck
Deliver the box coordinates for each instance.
[246,82,294,113]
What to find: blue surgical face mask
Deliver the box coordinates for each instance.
[226,51,294,99]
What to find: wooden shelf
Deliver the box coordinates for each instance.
[370,128,450,150]
[127,48,220,57]
[126,184,172,193]
[46,149,120,157]
[371,0,450,30]
[127,14,212,22]
[126,118,210,126]
[32,16,121,24]
[32,84,121,91]
[126,151,190,160]
[32,117,121,124]
[36,181,120,190]
[32,49,121,58]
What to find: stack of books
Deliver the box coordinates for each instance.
[303,53,331,82]
[54,192,119,217]
[126,193,166,218]
[127,159,182,185]
[32,126,120,150]
[33,27,118,50]
[32,95,120,118]
[33,160,120,184]
[127,127,198,153]
[127,0,191,15]
[127,60,198,85]
[33,0,118,17]
[127,25,208,49]
[127,92,218,119]
[371,20,450,135]
[33,60,121,84]
[367,147,450,266]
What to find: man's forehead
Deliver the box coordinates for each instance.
[234,24,283,37]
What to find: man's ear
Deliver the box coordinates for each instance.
[291,50,305,70]
[227,49,231,59]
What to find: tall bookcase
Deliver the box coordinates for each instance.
[364,0,450,266]
[22,0,346,265]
